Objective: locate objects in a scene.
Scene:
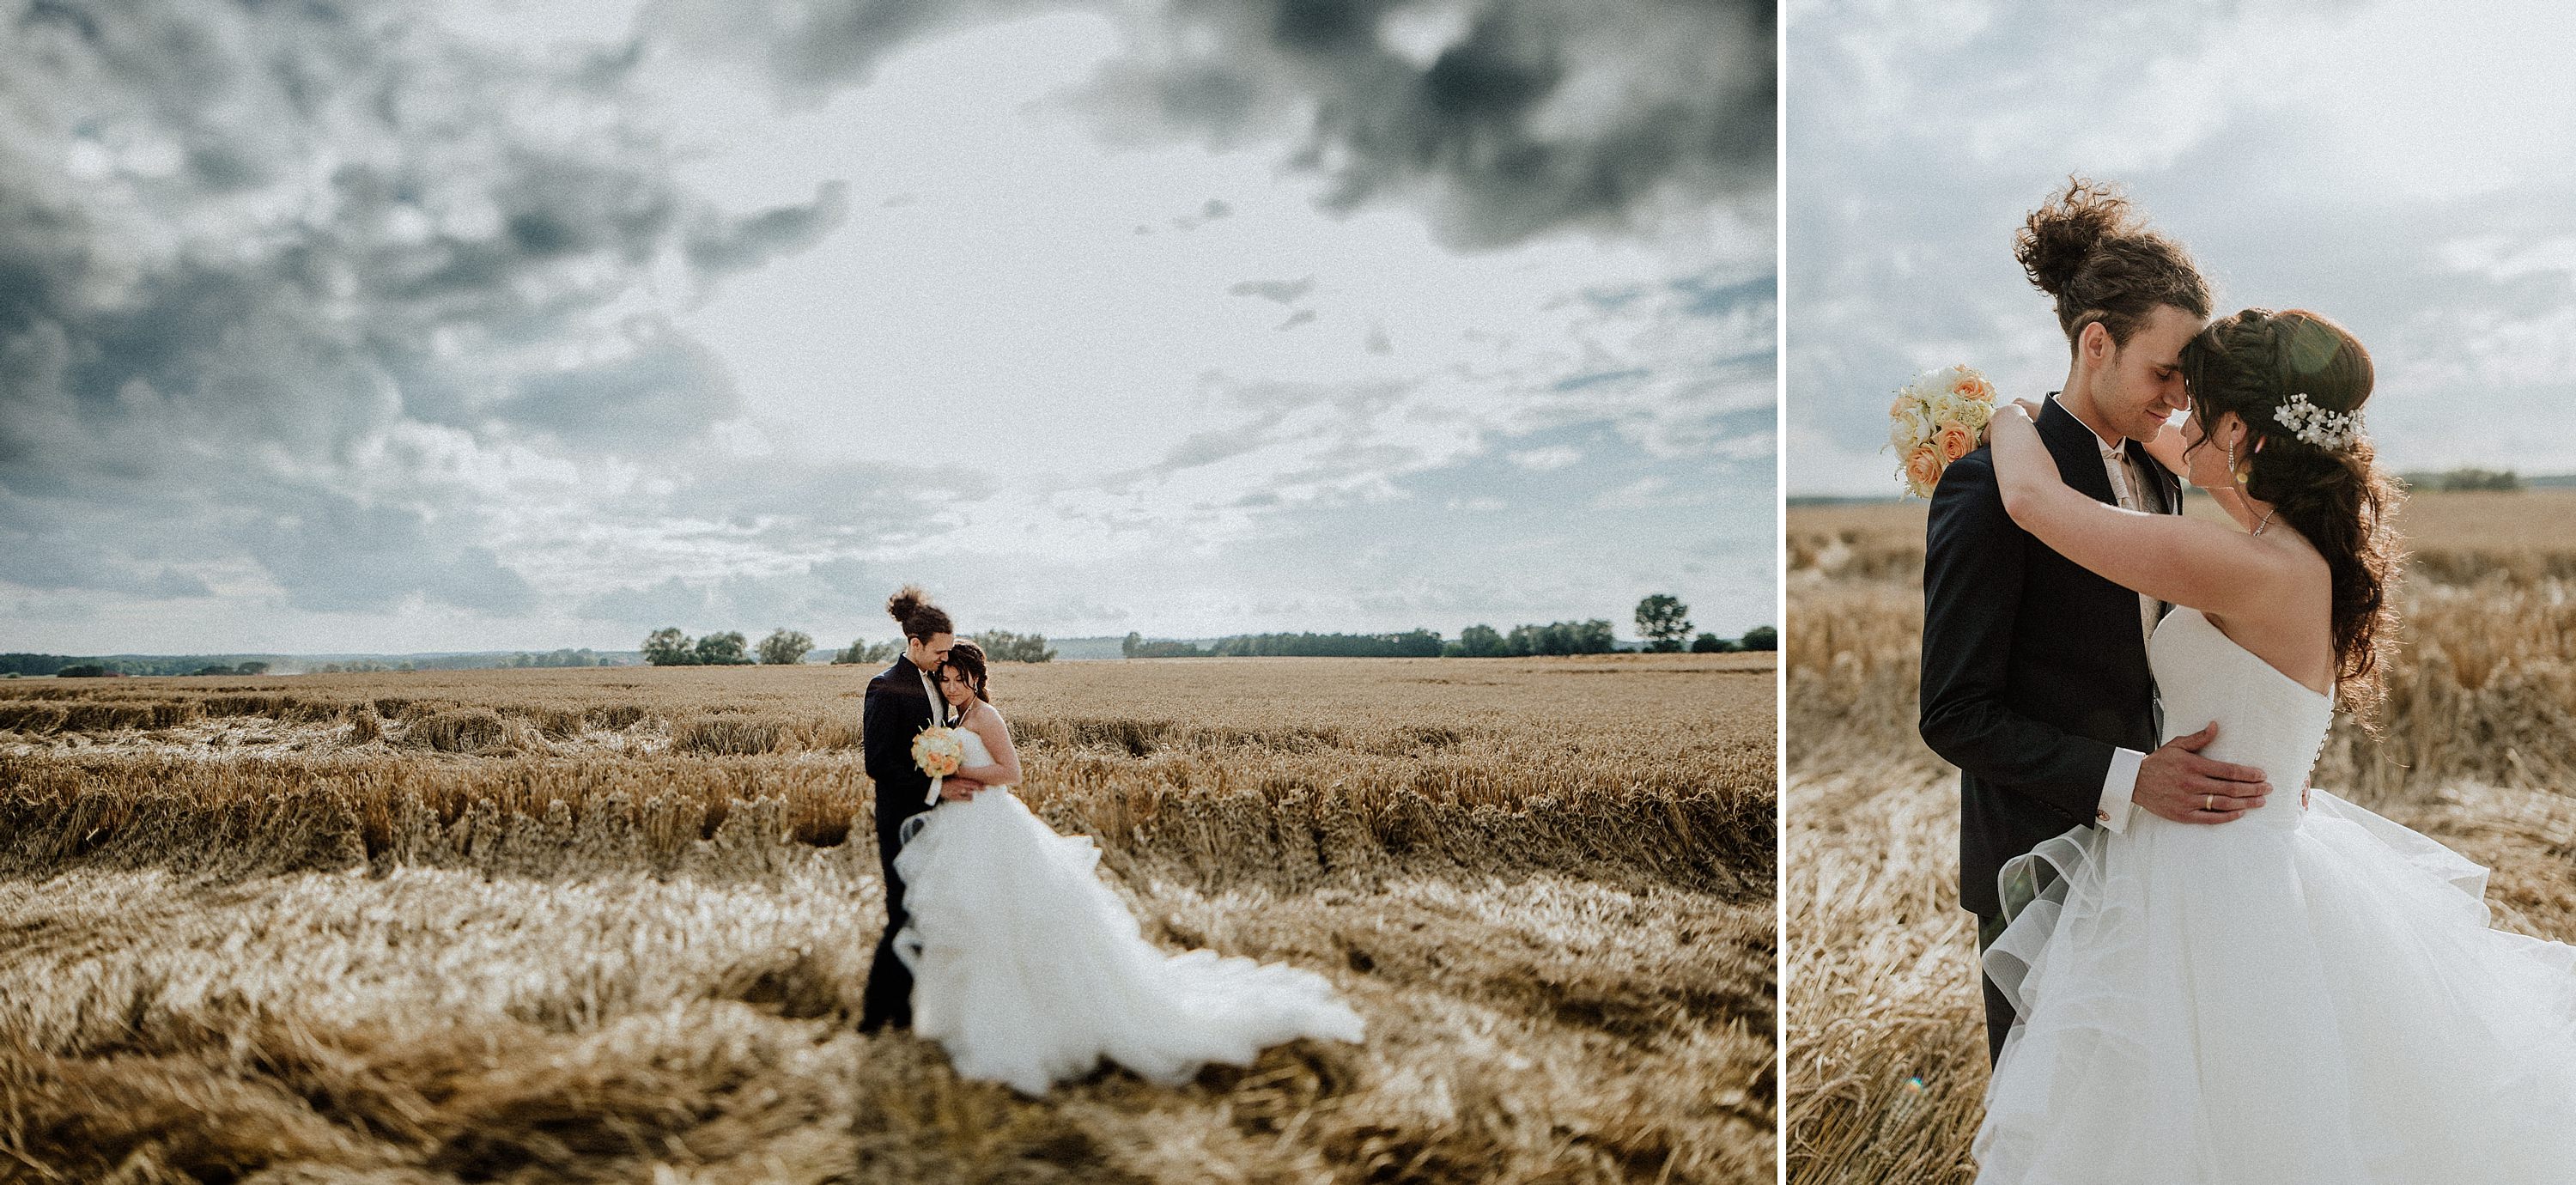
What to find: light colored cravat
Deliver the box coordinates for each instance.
[2098,441,2165,645]
[918,666,947,726]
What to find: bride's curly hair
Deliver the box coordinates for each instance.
[940,641,991,704]
[2178,307,2403,726]
[2016,177,2210,351]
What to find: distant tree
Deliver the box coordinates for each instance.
[833,638,901,665]
[1457,623,1505,658]
[693,630,751,665]
[1635,594,1693,653]
[1739,625,1778,652]
[1123,635,1210,659]
[642,628,696,666]
[757,629,816,665]
[1691,632,1737,653]
[2406,467,2524,492]
[972,629,1057,663]
[56,664,116,678]
[1504,619,1616,656]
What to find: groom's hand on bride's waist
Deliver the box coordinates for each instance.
[2132,722,2269,825]
[939,777,986,802]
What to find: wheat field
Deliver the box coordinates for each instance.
[1785,490,2576,1183]
[0,653,1776,1184]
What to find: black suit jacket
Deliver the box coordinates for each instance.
[862,657,947,846]
[1919,396,2180,917]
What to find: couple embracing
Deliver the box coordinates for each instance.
[1923,180,2576,1182]
[854,586,1362,1096]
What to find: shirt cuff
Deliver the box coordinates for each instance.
[2097,747,2144,832]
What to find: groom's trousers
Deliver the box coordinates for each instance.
[858,793,923,1031]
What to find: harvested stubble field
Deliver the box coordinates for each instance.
[1785,490,2576,1184]
[0,653,1777,1184]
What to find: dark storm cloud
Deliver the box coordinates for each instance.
[0,0,851,613]
[1078,0,1775,247]
[668,0,1771,248]
[1228,276,1315,303]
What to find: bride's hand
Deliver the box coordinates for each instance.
[939,777,983,802]
[1980,398,2039,446]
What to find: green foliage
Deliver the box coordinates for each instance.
[1691,632,1738,653]
[1123,632,1205,659]
[53,664,117,678]
[971,630,1056,663]
[832,638,902,665]
[1457,623,1506,658]
[642,628,695,666]
[641,629,753,666]
[191,662,270,676]
[2403,467,2524,493]
[692,631,751,665]
[756,629,816,665]
[503,649,606,668]
[1502,620,1618,656]
[1635,594,1693,653]
[1739,625,1777,652]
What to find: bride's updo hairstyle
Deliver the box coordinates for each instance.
[941,641,991,704]
[885,585,953,641]
[2015,177,2210,352]
[2179,307,2401,724]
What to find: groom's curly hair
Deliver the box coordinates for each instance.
[2017,178,2210,351]
[2181,308,2401,727]
[886,585,953,641]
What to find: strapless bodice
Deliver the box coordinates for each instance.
[955,726,1012,789]
[2148,608,2334,830]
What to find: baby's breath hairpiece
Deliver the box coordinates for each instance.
[2272,392,2361,451]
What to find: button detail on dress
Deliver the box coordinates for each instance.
[2096,810,2110,822]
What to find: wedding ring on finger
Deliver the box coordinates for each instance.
[2204,793,2215,812]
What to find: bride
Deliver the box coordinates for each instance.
[1973,307,2576,1182]
[888,641,1365,1095]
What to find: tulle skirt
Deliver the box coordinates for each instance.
[1976,790,2576,1183]
[890,788,1364,1096]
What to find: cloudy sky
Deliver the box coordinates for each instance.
[1790,0,2576,495]
[1,0,1775,655]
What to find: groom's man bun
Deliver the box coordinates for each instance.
[886,585,953,641]
[2015,177,2210,351]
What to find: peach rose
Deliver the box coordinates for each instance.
[1937,424,1976,461]
[1904,444,1944,493]
[1956,374,1994,401]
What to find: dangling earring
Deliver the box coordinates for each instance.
[2227,436,2249,485]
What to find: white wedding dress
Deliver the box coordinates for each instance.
[1977,607,2576,1182]
[890,726,1364,1095]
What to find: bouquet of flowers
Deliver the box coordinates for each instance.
[1889,364,1997,497]
[913,726,966,805]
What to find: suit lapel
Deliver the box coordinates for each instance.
[890,656,943,727]
[2036,394,2118,505]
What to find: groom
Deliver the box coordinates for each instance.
[856,599,974,1034]
[1918,181,2272,1064]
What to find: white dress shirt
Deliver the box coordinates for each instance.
[2050,395,2161,833]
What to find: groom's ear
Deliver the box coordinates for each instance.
[2078,319,2114,366]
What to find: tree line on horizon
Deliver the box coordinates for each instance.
[639,628,1060,667]
[1118,596,1777,659]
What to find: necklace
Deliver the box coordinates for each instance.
[2251,507,2278,535]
